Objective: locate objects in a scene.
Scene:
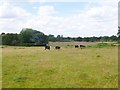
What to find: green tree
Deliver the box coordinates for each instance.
[90,37,98,42]
[56,35,64,41]
[2,33,19,45]
[19,28,33,44]
[19,28,48,46]
[83,37,90,42]
[48,34,56,42]
[100,36,110,42]
[110,35,117,41]
[76,37,82,41]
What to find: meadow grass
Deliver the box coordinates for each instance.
[2,44,118,88]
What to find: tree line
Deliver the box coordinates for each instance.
[0,28,119,46]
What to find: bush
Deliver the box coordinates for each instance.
[95,43,110,48]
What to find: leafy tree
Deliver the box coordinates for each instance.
[110,35,117,41]
[100,36,110,42]
[19,28,33,44]
[19,28,48,46]
[83,37,90,42]
[56,35,61,41]
[76,37,82,41]
[90,37,98,42]
[48,34,56,42]
[56,35,64,41]
[2,33,19,45]
[1,32,5,35]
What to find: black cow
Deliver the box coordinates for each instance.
[75,45,79,48]
[80,45,86,49]
[45,44,50,50]
[55,46,61,49]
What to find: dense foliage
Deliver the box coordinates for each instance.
[1,28,118,46]
[2,33,19,45]
[1,28,48,46]
[19,28,48,46]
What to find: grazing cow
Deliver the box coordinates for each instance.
[80,45,86,49]
[55,46,61,49]
[75,45,79,48]
[45,44,50,50]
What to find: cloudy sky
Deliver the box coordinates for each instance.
[0,0,118,37]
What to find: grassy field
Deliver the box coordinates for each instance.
[2,42,118,88]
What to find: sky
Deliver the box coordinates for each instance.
[0,0,118,37]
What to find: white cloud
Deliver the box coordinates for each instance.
[0,1,118,37]
[0,2,32,33]
[35,5,117,37]
[0,3,31,18]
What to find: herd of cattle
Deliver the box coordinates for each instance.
[45,44,86,50]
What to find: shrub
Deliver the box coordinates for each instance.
[95,43,110,48]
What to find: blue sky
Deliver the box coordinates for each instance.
[0,0,118,37]
[10,2,89,16]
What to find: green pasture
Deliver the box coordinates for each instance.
[2,42,118,88]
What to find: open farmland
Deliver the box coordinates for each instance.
[2,42,118,88]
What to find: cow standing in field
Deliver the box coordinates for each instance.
[75,45,79,48]
[80,45,86,49]
[45,44,50,50]
[55,46,61,49]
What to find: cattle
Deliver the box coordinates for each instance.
[55,46,61,49]
[75,45,79,48]
[45,44,50,50]
[80,45,86,49]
